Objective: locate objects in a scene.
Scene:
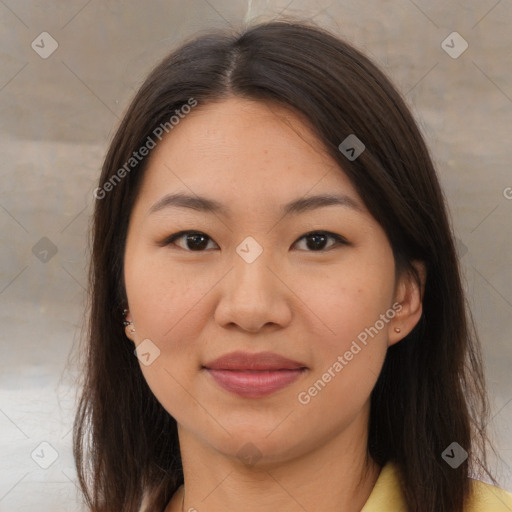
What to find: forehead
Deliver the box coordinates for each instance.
[135,97,364,215]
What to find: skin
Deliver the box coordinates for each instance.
[123,97,426,512]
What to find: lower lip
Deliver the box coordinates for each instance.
[204,368,307,398]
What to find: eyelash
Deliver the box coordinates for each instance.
[160,230,349,252]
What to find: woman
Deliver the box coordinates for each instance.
[74,20,512,512]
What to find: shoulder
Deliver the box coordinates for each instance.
[361,461,512,512]
[465,478,512,511]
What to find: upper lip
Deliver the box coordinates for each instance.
[203,351,307,371]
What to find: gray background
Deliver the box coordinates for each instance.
[0,0,511,510]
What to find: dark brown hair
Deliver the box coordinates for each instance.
[73,19,500,512]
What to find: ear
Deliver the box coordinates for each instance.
[388,260,426,347]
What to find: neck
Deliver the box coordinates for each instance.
[167,411,381,512]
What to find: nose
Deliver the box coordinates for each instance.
[213,244,292,333]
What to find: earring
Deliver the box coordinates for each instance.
[123,320,135,332]
[393,304,402,334]
[123,309,135,333]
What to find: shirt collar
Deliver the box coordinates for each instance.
[360,461,408,512]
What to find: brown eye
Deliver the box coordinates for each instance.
[161,230,348,252]
[163,231,218,251]
[293,231,348,252]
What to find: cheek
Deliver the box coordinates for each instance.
[303,261,394,354]
[125,250,210,420]
[124,246,214,342]
[295,275,391,421]
[291,256,395,416]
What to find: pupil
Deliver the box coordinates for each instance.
[185,233,329,251]
[188,234,208,250]
[307,234,326,250]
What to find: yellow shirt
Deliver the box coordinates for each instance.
[141,461,512,511]
[362,461,512,511]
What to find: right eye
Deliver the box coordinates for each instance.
[161,231,219,251]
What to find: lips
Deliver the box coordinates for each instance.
[203,351,308,398]
[203,350,306,371]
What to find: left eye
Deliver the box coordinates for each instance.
[293,231,348,251]
[160,230,348,252]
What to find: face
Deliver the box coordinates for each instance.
[123,97,421,465]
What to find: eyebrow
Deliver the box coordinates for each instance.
[148,192,363,217]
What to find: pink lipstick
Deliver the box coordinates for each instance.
[203,351,307,398]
